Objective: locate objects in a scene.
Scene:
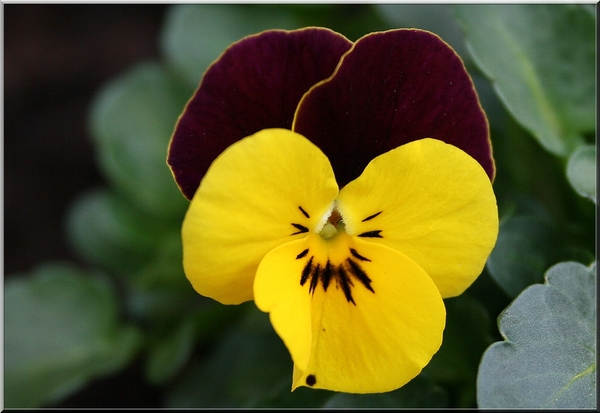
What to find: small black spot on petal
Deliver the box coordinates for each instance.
[306,374,317,386]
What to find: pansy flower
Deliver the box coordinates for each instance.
[168,28,498,394]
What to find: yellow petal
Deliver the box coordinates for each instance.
[254,238,314,370]
[255,233,445,393]
[337,138,498,298]
[182,128,338,304]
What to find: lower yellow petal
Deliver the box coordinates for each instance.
[255,234,445,393]
[254,238,314,370]
[182,128,338,304]
[337,138,498,298]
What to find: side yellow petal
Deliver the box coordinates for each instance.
[182,128,338,304]
[255,234,445,393]
[337,138,498,298]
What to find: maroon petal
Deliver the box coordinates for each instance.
[168,28,353,199]
[293,29,495,187]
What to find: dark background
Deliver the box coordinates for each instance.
[4,4,170,407]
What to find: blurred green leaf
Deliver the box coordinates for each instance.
[423,295,494,407]
[192,300,249,342]
[66,188,177,278]
[455,4,595,157]
[485,197,583,298]
[246,381,334,408]
[566,144,596,203]
[165,304,293,407]
[322,374,448,408]
[4,263,142,408]
[143,298,244,385]
[477,261,596,408]
[160,4,300,87]
[89,61,190,219]
[125,282,197,326]
[146,316,197,385]
[133,230,187,288]
[292,4,390,42]
[487,214,560,298]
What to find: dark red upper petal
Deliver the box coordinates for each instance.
[168,28,353,199]
[293,29,495,187]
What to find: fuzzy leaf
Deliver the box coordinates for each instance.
[477,261,596,408]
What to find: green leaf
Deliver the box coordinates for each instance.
[455,4,595,157]
[160,4,300,87]
[322,374,448,408]
[567,144,596,203]
[485,197,580,298]
[477,261,596,408]
[144,300,247,385]
[124,281,198,326]
[145,316,197,385]
[89,61,190,219]
[292,4,390,42]
[165,304,294,408]
[133,230,188,288]
[66,188,178,278]
[487,214,559,298]
[4,263,142,408]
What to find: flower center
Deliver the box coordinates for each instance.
[318,208,345,240]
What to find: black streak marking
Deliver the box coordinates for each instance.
[306,375,316,386]
[347,259,375,293]
[321,261,333,291]
[299,250,375,304]
[291,223,309,235]
[300,257,313,286]
[358,230,383,238]
[361,211,382,222]
[296,249,309,259]
[299,206,310,219]
[337,266,356,305]
[309,263,321,294]
[350,248,371,261]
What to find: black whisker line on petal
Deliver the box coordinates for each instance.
[336,266,356,305]
[350,248,371,261]
[300,256,313,286]
[296,249,309,259]
[298,206,310,219]
[322,261,333,291]
[361,211,382,222]
[358,230,383,238]
[347,259,375,293]
[309,263,321,294]
[291,223,309,235]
